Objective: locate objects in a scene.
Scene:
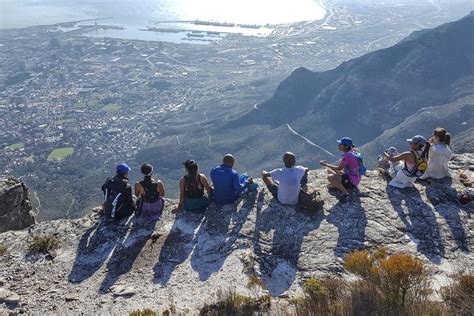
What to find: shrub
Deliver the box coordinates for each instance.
[293,278,347,315]
[0,245,7,256]
[128,309,158,316]
[378,253,430,308]
[199,290,270,316]
[440,274,474,315]
[246,274,264,290]
[344,248,431,313]
[28,235,61,255]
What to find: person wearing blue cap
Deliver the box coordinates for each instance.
[101,163,136,219]
[320,137,362,203]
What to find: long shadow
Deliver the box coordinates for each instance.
[99,217,158,293]
[326,195,367,258]
[253,191,325,296]
[387,185,445,263]
[68,216,129,283]
[153,211,204,285]
[425,177,470,253]
[190,193,257,281]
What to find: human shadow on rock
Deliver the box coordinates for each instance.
[425,177,470,253]
[190,193,257,281]
[68,216,129,283]
[153,211,204,285]
[253,191,325,296]
[387,185,445,263]
[99,217,158,293]
[326,195,367,258]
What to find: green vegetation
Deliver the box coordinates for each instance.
[128,309,158,316]
[28,235,61,255]
[47,147,74,161]
[0,245,8,256]
[7,143,25,150]
[199,290,271,315]
[75,99,101,109]
[56,118,76,124]
[101,103,122,112]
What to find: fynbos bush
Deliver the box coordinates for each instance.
[28,235,61,255]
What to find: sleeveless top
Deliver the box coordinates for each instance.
[140,178,160,203]
[184,174,205,199]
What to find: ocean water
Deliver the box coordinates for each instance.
[0,0,326,42]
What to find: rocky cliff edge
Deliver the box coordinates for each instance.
[0,154,473,314]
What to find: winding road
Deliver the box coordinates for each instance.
[286,124,338,159]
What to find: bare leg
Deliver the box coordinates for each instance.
[327,173,349,195]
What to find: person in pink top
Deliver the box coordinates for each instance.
[320,137,361,203]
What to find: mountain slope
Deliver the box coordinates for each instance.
[255,11,474,142]
[1,155,473,314]
[361,94,474,161]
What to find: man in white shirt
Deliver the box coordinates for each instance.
[262,152,309,205]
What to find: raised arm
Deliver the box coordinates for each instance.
[385,151,411,163]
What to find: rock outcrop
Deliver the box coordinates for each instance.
[0,155,472,314]
[0,176,36,234]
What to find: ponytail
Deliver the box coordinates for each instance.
[433,128,451,146]
[444,133,451,146]
[421,142,431,159]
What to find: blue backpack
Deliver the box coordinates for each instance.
[346,151,367,176]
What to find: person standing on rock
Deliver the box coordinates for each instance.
[420,128,452,180]
[320,137,362,203]
[210,154,251,205]
[135,163,165,221]
[101,163,136,219]
[175,160,213,213]
[384,135,429,188]
[262,152,309,205]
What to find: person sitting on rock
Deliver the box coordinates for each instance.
[210,154,251,205]
[134,163,165,221]
[320,137,362,203]
[384,135,428,188]
[420,128,452,180]
[262,152,309,206]
[102,163,136,219]
[175,160,213,213]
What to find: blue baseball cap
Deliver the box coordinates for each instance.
[116,163,131,174]
[336,137,353,147]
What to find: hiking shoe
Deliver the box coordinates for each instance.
[339,194,350,203]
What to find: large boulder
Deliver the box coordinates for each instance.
[0,176,36,233]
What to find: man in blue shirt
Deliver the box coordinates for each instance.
[210,154,249,205]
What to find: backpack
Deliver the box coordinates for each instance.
[184,174,205,199]
[298,188,324,213]
[353,152,367,176]
[103,180,123,219]
[403,151,428,178]
[345,151,367,177]
[140,180,160,203]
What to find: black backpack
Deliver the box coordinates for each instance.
[103,179,124,219]
[298,188,324,213]
[140,180,160,203]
